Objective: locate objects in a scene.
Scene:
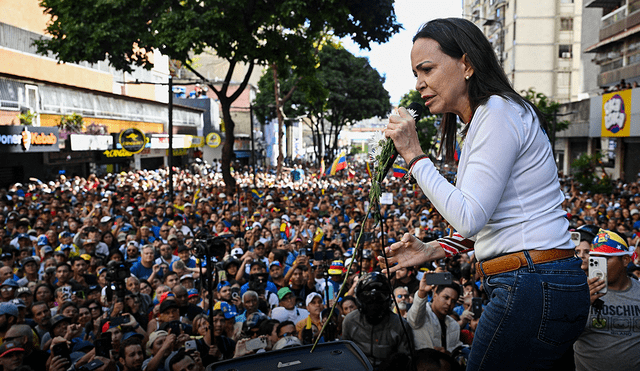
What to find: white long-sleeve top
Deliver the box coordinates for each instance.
[406,291,462,352]
[412,95,572,261]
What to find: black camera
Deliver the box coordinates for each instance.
[248,272,269,294]
[230,286,241,300]
[106,260,131,282]
[193,234,226,260]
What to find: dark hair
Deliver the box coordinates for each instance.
[258,319,280,336]
[434,283,462,298]
[276,320,295,336]
[56,262,71,271]
[413,18,549,163]
[118,338,143,361]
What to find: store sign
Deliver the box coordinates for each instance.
[168,148,188,156]
[119,128,147,153]
[70,134,113,151]
[602,89,631,137]
[188,136,204,148]
[103,149,133,158]
[206,132,222,148]
[0,126,59,153]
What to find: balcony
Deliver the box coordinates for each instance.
[597,63,640,86]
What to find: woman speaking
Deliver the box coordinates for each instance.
[383,18,589,370]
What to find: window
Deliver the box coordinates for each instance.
[559,45,572,59]
[560,18,573,31]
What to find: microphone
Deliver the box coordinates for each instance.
[382,102,424,178]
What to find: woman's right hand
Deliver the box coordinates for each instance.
[385,107,424,163]
[378,233,443,275]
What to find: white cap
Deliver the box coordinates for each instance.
[100,216,112,223]
[231,247,243,256]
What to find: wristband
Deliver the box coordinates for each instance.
[408,154,429,169]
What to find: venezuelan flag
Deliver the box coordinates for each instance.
[330,151,347,176]
[392,164,408,178]
[454,138,461,162]
[252,189,265,199]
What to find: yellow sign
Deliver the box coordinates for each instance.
[602,89,631,137]
[119,128,147,153]
[103,149,133,158]
[206,132,222,148]
[167,148,188,156]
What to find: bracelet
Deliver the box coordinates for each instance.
[408,154,429,169]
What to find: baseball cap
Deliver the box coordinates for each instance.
[0,302,18,317]
[177,244,190,253]
[159,299,179,313]
[147,330,168,350]
[0,253,12,260]
[213,301,237,319]
[41,246,54,254]
[230,247,243,257]
[21,256,37,266]
[0,341,24,358]
[277,287,293,301]
[328,260,344,275]
[180,274,194,282]
[168,234,178,241]
[100,216,112,224]
[216,281,230,292]
[591,229,632,256]
[16,287,32,297]
[1,279,18,288]
[9,299,25,308]
[187,288,199,298]
[272,336,302,350]
[270,261,281,268]
[305,292,322,307]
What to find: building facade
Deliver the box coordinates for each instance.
[464,0,586,103]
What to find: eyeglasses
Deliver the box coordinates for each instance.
[0,287,15,292]
[397,294,409,299]
[161,229,170,232]
[89,306,100,311]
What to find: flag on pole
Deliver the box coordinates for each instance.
[366,162,372,178]
[329,151,347,176]
[319,159,326,178]
[392,164,408,178]
[348,168,355,180]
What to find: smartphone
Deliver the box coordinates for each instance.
[414,228,420,236]
[423,272,453,286]
[95,332,112,358]
[472,297,483,319]
[109,316,129,327]
[52,342,71,363]
[167,320,183,335]
[570,231,581,247]
[245,337,268,352]
[299,248,306,257]
[588,256,608,295]
[185,339,197,353]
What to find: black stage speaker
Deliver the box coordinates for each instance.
[206,340,372,371]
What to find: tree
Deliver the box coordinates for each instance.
[398,90,439,156]
[254,45,391,165]
[521,88,571,135]
[35,0,401,195]
[571,152,613,194]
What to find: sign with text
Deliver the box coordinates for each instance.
[70,134,113,151]
[0,126,59,153]
[119,128,147,153]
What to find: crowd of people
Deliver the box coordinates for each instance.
[0,157,638,371]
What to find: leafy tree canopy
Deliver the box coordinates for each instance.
[521,88,570,134]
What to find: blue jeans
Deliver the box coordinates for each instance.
[467,253,590,371]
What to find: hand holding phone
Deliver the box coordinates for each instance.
[588,256,608,295]
[245,337,267,352]
[471,297,483,319]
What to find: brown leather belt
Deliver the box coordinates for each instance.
[476,249,575,279]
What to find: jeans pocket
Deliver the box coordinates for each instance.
[537,281,589,346]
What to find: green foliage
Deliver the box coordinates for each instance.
[398,90,438,154]
[18,111,37,126]
[58,112,84,133]
[349,146,366,155]
[571,152,613,194]
[254,45,391,162]
[521,88,570,134]
[35,0,401,74]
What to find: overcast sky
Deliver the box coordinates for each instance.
[343,0,463,105]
